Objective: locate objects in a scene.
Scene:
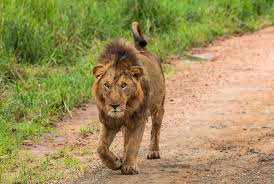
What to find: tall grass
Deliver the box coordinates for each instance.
[1,0,274,182]
[1,0,274,65]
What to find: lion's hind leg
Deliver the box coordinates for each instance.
[147,104,164,159]
[97,125,121,170]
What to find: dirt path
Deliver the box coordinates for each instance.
[72,27,274,184]
[23,27,274,183]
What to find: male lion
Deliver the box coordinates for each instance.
[92,22,165,174]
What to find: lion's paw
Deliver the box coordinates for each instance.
[118,156,125,163]
[121,164,140,175]
[112,158,122,170]
[147,151,160,159]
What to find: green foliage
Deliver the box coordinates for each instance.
[1,0,274,182]
[1,0,274,65]
[80,121,99,137]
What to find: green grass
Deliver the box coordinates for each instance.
[1,0,274,182]
[1,146,93,183]
[79,121,99,137]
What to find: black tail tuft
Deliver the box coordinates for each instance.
[131,22,147,50]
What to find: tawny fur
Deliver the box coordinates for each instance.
[92,22,165,175]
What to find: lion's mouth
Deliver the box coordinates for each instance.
[107,111,125,118]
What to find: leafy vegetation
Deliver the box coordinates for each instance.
[1,0,274,182]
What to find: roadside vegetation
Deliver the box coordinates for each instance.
[1,0,274,182]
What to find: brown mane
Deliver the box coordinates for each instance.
[98,39,140,67]
[93,39,150,129]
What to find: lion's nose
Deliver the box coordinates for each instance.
[110,104,120,110]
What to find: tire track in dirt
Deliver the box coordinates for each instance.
[75,27,274,184]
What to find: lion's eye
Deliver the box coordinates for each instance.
[121,83,127,90]
[104,83,110,90]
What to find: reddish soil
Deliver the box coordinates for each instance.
[24,104,100,157]
[29,27,274,184]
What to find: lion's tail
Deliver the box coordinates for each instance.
[131,22,147,50]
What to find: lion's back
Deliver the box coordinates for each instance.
[139,52,165,112]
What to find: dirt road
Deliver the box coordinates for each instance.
[74,27,274,184]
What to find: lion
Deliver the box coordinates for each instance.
[92,22,165,175]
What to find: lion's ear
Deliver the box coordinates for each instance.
[131,66,143,80]
[92,64,106,78]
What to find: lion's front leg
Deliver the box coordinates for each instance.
[121,123,145,175]
[97,125,121,170]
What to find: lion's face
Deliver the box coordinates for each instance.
[93,64,144,119]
